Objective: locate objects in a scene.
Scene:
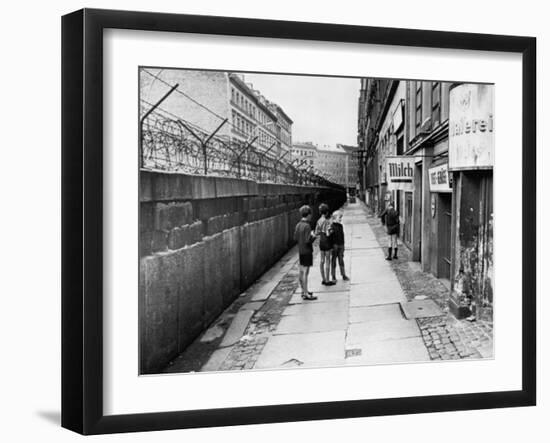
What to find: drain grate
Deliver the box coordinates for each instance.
[400,299,443,319]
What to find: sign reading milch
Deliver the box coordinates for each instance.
[386,155,414,191]
[449,83,495,170]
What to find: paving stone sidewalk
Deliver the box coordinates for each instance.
[360,202,494,360]
[164,201,493,374]
[163,246,303,373]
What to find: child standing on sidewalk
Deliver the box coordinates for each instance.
[294,205,317,300]
[330,210,350,281]
[315,203,335,286]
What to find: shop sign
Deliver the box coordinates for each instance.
[429,163,452,193]
[386,155,414,191]
[449,84,494,170]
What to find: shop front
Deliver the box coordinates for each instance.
[428,161,453,283]
[385,155,414,244]
[448,83,494,320]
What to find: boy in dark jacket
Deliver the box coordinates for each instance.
[330,210,350,281]
[294,205,317,300]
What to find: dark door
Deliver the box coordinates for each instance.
[438,193,452,279]
[405,192,413,247]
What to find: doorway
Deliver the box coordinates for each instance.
[438,193,452,279]
[404,192,413,247]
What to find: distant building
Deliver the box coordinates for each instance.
[314,145,350,188]
[291,142,356,189]
[140,69,293,156]
[291,141,317,169]
[337,144,360,193]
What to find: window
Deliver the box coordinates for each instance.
[415,82,422,130]
[432,81,441,126]
[231,88,235,102]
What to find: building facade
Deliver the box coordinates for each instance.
[140,69,293,157]
[357,79,494,321]
[338,144,360,194]
[314,146,349,187]
[291,142,356,189]
[269,103,293,156]
[291,141,317,170]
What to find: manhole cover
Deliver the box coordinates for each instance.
[400,299,443,319]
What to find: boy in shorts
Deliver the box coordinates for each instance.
[294,205,317,300]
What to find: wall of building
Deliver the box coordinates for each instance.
[377,82,407,213]
[140,69,231,138]
[139,170,346,373]
[315,150,349,187]
[359,79,494,321]
[450,171,493,320]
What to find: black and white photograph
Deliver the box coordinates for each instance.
[138,68,494,375]
[2,0,545,440]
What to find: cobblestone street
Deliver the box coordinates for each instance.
[363,204,494,361]
[164,202,493,374]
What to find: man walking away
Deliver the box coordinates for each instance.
[330,210,350,281]
[294,205,317,300]
[380,202,400,260]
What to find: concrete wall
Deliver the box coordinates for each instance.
[139,170,346,373]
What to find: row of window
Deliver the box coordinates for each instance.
[231,86,276,128]
[232,110,254,137]
[279,132,291,146]
[414,80,443,132]
[292,149,315,157]
[258,129,276,148]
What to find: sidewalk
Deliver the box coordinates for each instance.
[361,201,493,360]
[163,201,492,373]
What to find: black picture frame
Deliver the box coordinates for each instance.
[61,8,536,435]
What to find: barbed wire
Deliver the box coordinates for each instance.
[141,68,286,152]
[139,73,343,189]
[140,105,331,186]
